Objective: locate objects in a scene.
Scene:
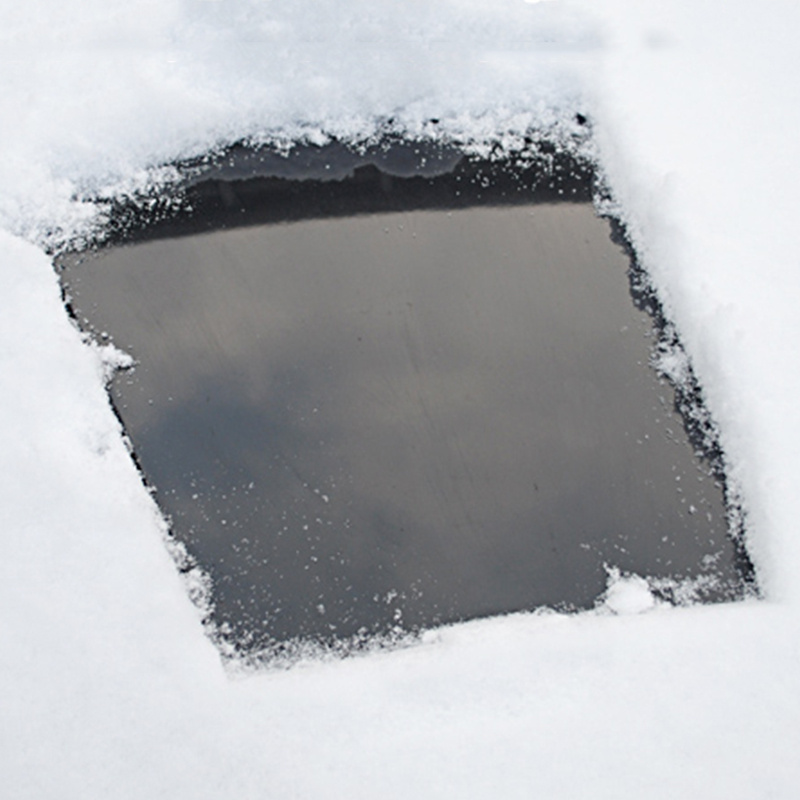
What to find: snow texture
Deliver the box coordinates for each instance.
[2,1,800,797]
[600,568,657,615]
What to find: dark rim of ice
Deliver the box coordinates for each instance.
[56,127,759,669]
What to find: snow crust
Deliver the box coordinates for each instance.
[2,1,800,797]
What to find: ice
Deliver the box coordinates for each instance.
[3,1,800,798]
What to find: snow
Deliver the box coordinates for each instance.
[2,1,800,797]
[601,569,657,615]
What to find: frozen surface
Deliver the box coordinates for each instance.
[2,1,800,797]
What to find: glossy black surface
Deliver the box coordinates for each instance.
[59,145,747,653]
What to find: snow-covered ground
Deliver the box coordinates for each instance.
[2,1,800,797]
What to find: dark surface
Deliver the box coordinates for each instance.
[103,139,592,245]
[59,145,748,654]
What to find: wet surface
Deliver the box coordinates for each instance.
[59,143,749,654]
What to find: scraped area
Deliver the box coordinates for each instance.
[2,1,800,798]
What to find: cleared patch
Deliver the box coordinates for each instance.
[57,138,754,663]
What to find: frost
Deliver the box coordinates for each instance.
[652,338,691,387]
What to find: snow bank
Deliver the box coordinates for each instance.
[588,0,800,606]
[2,1,800,797]
[0,0,592,246]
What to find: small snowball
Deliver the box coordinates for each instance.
[602,569,656,615]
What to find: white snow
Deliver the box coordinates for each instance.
[601,568,657,615]
[2,1,800,797]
